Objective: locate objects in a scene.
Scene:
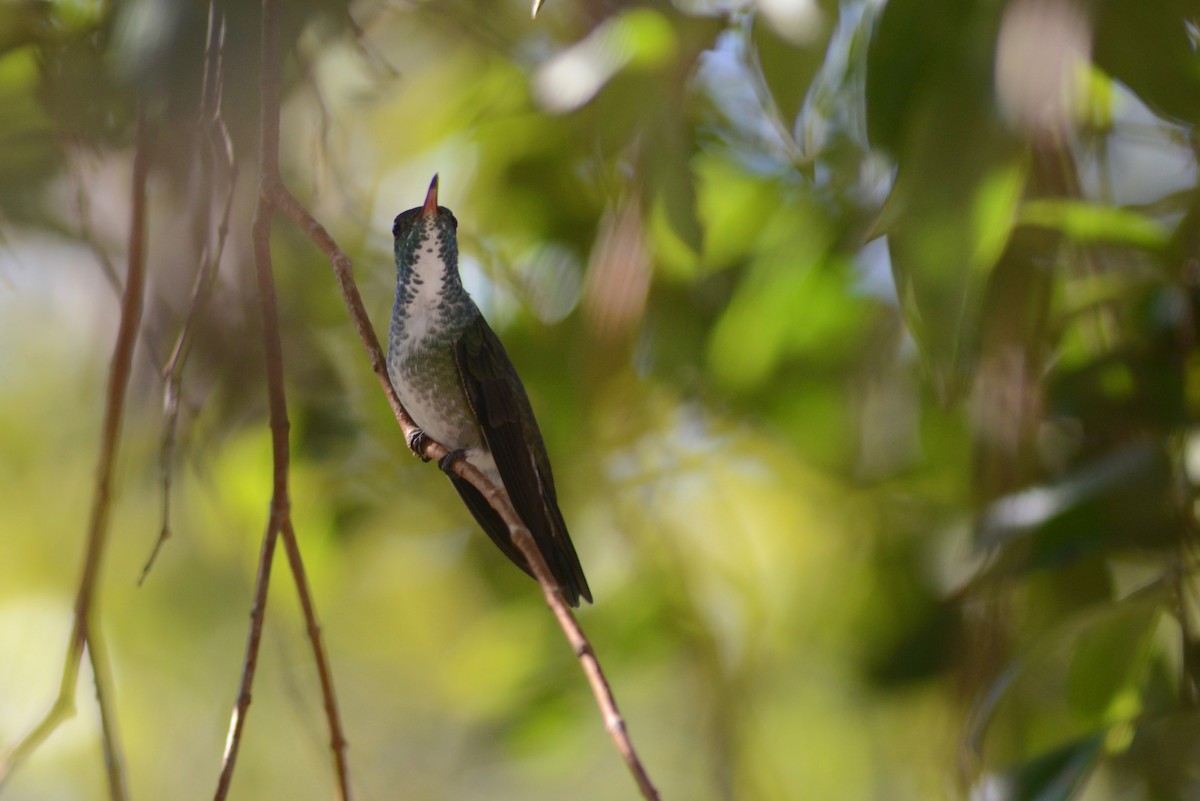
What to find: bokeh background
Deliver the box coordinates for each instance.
[3,0,1200,799]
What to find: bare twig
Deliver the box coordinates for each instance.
[0,109,150,801]
[144,1,238,583]
[214,1,352,798]
[214,105,289,800]
[87,623,129,801]
[238,0,660,796]
[263,59,663,801]
[213,484,282,801]
[447,457,661,801]
[273,189,661,800]
[277,518,350,782]
[70,148,168,372]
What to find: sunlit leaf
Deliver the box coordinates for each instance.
[1066,601,1159,723]
[694,152,780,269]
[533,8,677,112]
[1019,199,1170,250]
[706,198,870,388]
[971,161,1026,271]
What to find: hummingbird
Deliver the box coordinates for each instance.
[386,175,592,607]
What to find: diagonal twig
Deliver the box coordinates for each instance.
[229,1,660,797]
[265,69,663,801]
[444,454,660,800]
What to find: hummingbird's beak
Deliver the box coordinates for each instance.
[423,174,439,217]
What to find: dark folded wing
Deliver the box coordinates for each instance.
[453,316,592,606]
[447,476,536,581]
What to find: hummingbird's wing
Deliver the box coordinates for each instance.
[452,315,592,607]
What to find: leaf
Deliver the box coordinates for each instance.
[750,2,832,126]
[886,152,1025,395]
[865,0,996,156]
[644,119,703,256]
[697,153,778,268]
[977,442,1177,569]
[1018,199,1170,250]
[1093,0,1200,125]
[993,735,1103,801]
[706,199,872,388]
[1066,601,1159,722]
[532,8,678,112]
[968,591,1167,792]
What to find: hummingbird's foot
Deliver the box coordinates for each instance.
[437,448,468,474]
[407,428,432,462]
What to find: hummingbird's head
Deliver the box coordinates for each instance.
[392,174,459,279]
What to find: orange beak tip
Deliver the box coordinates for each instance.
[423,174,439,216]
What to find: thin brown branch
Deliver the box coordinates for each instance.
[449,458,662,801]
[71,149,168,372]
[214,70,291,801]
[271,184,415,434]
[253,1,658,796]
[266,97,662,801]
[214,0,353,798]
[144,1,238,584]
[277,518,351,780]
[212,477,281,800]
[0,109,149,799]
[87,624,129,801]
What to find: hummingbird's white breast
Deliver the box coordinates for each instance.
[387,226,502,487]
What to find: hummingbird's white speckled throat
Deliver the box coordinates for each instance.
[392,225,454,347]
[389,213,470,349]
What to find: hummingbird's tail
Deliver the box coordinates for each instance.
[448,476,592,607]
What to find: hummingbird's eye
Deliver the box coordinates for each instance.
[447,212,458,230]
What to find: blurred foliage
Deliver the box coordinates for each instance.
[2,0,1200,799]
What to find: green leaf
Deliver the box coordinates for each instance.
[998,735,1104,801]
[1093,0,1200,125]
[750,4,832,126]
[707,203,868,388]
[1067,602,1159,723]
[886,151,1023,395]
[1018,200,1170,250]
[978,442,1178,568]
[644,119,702,256]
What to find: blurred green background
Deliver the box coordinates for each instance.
[3,0,1200,799]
